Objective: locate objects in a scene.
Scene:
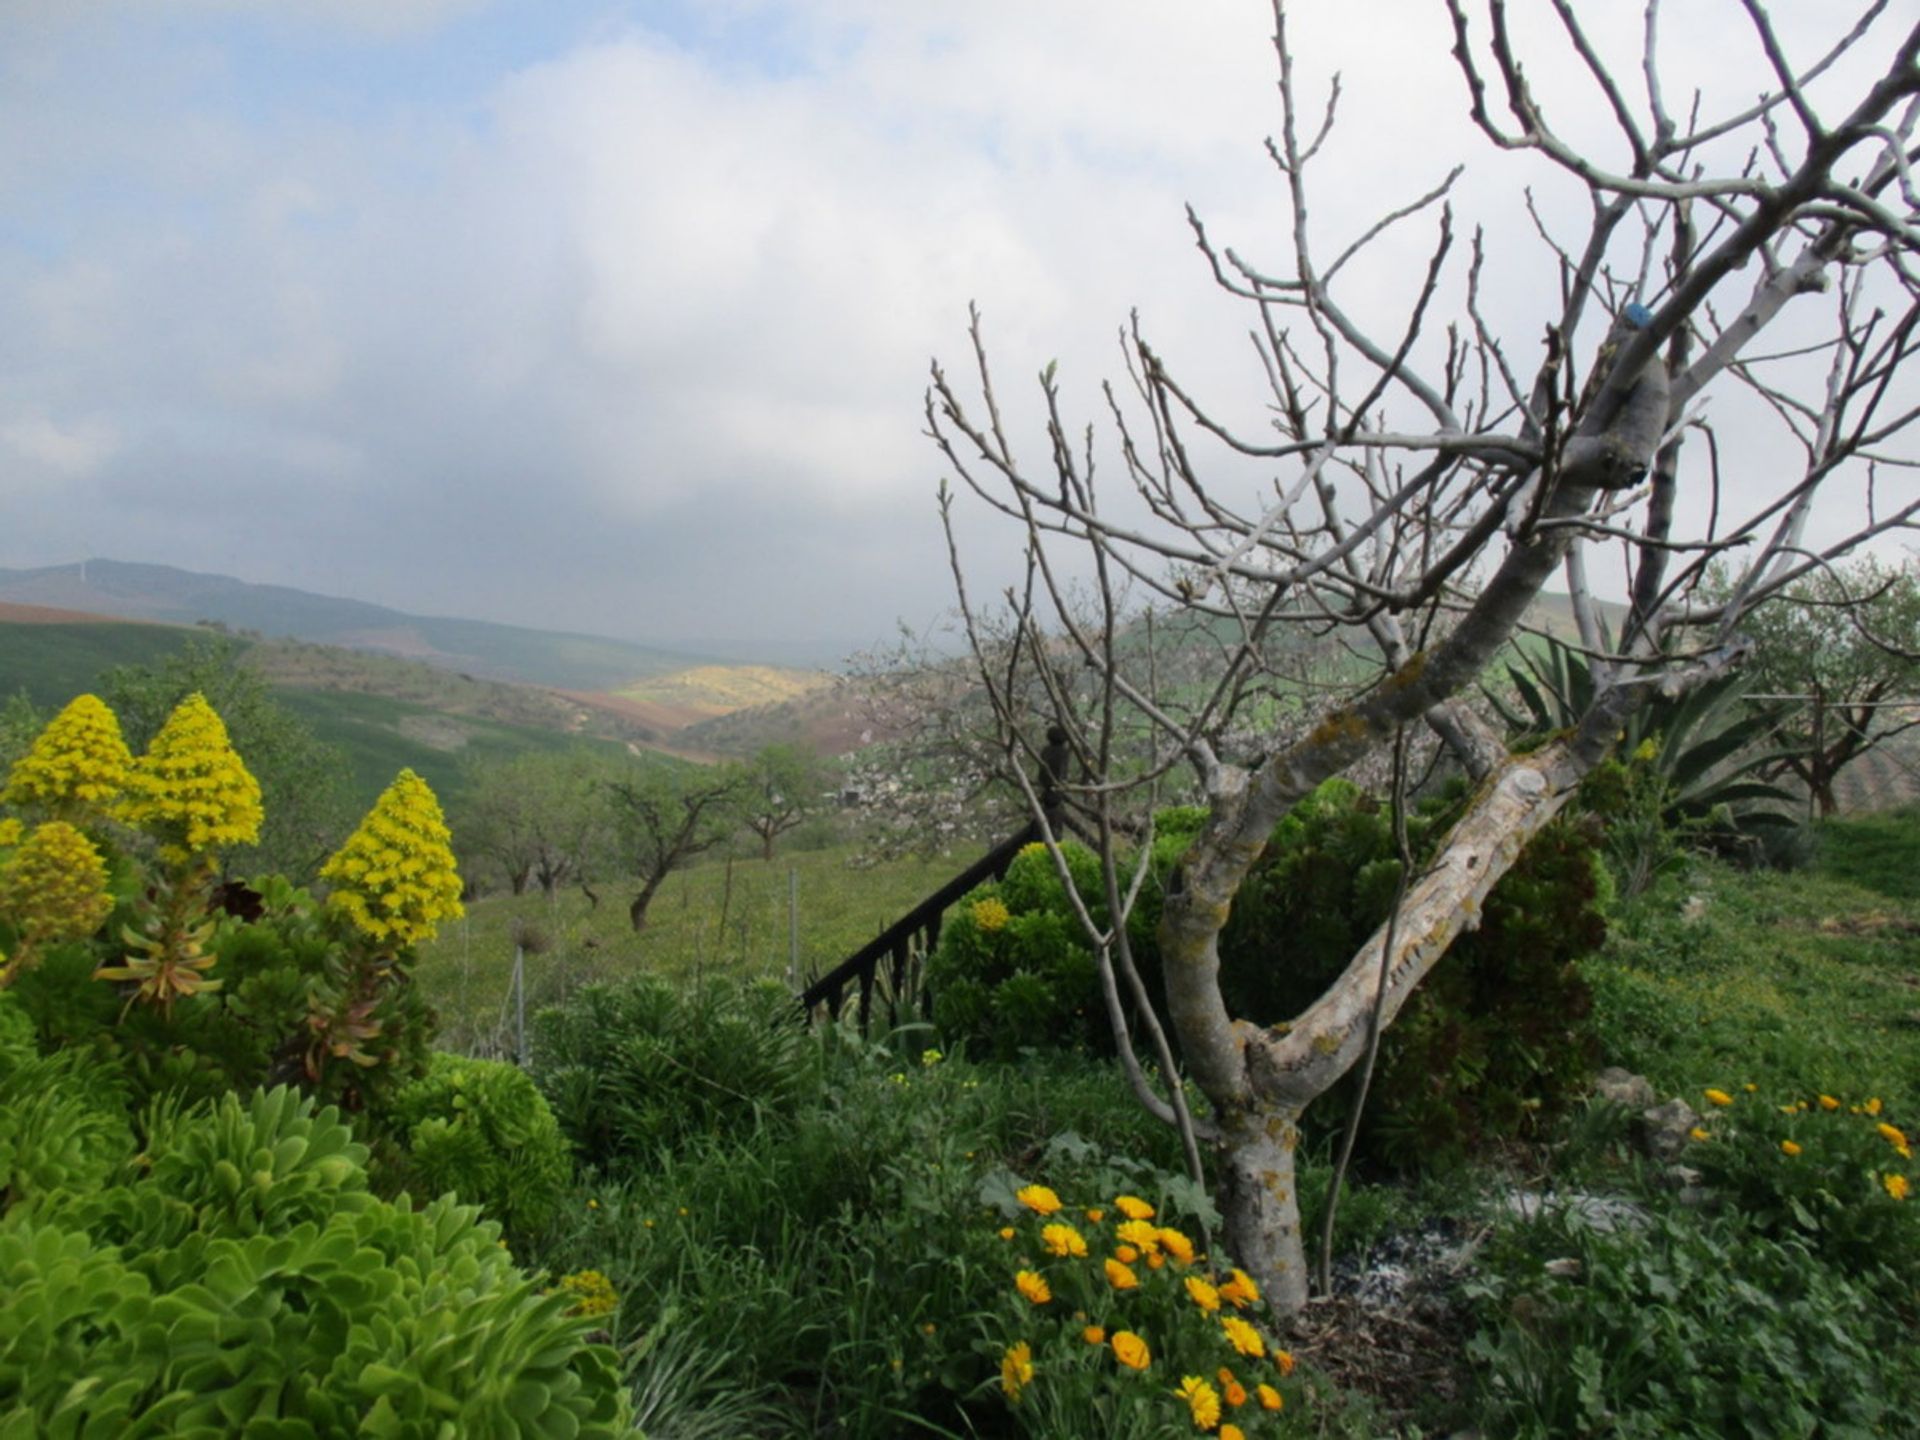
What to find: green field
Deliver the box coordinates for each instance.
[416,842,978,1053]
[0,621,198,706]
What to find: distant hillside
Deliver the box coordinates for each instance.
[0,559,715,691]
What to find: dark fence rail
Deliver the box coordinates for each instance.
[800,729,1067,1032]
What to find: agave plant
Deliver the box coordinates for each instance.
[1486,635,1801,836]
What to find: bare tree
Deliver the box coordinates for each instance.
[603,761,747,931]
[931,1,1920,1318]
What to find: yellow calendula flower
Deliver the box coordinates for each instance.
[1114,1194,1155,1221]
[1041,1223,1088,1258]
[1688,1127,1712,1142]
[1818,1094,1841,1111]
[1157,1227,1197,1264]
[1781,1140,1802,1157]
[1220,1427,1246,1440]
[1015,1269,1051,1305]
[1184,1276,1222,1312]
[1272,1349,1296,1377]
[971,897,1011,932]
[1111,1331,1150,1371]
[320,768,463,947]
[1884,1174,1911,1202]
[1221,1316,1265,1358]
[1000,1341,1033,1402]
[1877,1122,1909,1149]
[1082,1325,1106,1345]
[1116,1219,1161,1254]
[120,694,263,858]
[1865,1097,1883,1117]
[998,1226,1016,1241]
[1115,1244,1140,1264]
[1216,1368,1247,1407]
[1219,1268,1260,1309]
[1016,1184,1062,1216]
[1703,1088,1734,1107]
[1085,1208,1105,1223]
[1175,1375,1221,1431]
[1104,1257,1139,1291]
[2,694,132,815]
[1256,1382,1284,1411]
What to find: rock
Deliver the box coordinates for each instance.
[1502,1190,1650,1234]
[1542,1257,1583,1279]
[1594,1066,1657,1110]
[1681,893,1709,923]
[1637,1097,1701,1163]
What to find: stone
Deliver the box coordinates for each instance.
[1637,1097,1701,1163]
[1593,1066,1657,1110]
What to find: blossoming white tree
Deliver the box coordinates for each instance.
[932,0,1920,1317]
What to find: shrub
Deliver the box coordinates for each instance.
[0,1081,628,1436]
[391,1053,573,1237]
[533,975,823,1170]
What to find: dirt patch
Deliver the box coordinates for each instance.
[0,601,163,625]
[560,688,717,735]
[1809,911,1920,938]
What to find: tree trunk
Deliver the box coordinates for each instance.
[628,875,666,932]
[1216,1105,1309,1319]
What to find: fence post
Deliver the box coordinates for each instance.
[788,866,799,992]
[512,944,527,1065]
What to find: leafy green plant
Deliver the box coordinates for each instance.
[0,1080,628,1436]
[391,1053,573,1237]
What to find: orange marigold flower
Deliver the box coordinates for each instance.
[1111,1330,1150,1371]
[1219,1268,1261,1309]
[1115,1244,1140,1264]
[1000,1341,1033,1402]
[1114,1194,1155,1221]
[1221,1316,1265,1358]
[1015,1270,1052,1305]
[1016,1184,1063,1216]
[1042,1223,1088,1258]
[1175,1375,1221,1431]
[1085,1208,1105,1223]
[1105,1257,1139,1291]
[1082,1325,1106,1345]
[1220,1427,1246,1440]
[1116,1219,1161,1253]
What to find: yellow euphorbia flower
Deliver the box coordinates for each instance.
[0,821,112,980]
[2,694,131,815]
[120,694,262,858]
[320,768,463,947]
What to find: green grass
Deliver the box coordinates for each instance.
[1582,806,1920,1110]
[417,843,986,1052]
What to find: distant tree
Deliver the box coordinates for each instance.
[0,691,45,778]
[1718,557,1920,817]
[739,743,827,861]
[100,635,354,882]
[601,761,747,931]
[457,749,609,896]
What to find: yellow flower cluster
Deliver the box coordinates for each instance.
[1692,1081,1915,1203]
[972,896,1012,933]
[320,768,463,947]
[994,1188,1295,1434]
[2,694,132,815]
[119,694,263,858]
[0,821,112,970]
[554,1269,619,1319]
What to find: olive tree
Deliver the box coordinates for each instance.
[932,0,1920,1317]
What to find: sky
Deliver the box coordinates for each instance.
[1,1,1912,667]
